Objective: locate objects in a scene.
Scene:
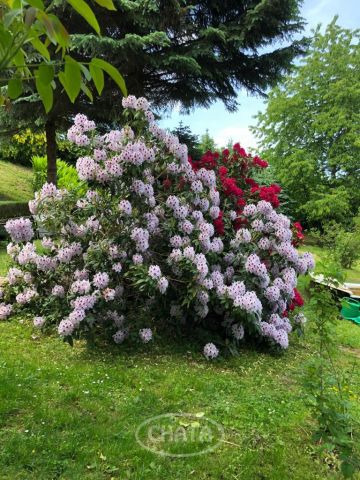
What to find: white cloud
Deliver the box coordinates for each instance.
[305,0,332,21]
[213,126,258,152]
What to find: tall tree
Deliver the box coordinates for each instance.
[253,19,360,227]
[199,129,216,152]
[71,0,307,111]
[171,122,201,160]
[3,0,307,183]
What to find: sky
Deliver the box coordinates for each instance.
[159,0,360,151]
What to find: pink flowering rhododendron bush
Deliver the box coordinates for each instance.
[0,95,314,358]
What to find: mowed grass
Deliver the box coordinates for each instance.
[0,160,33,202]
[0,241,9,277]
[0,241,359,478]
[0,313,359,480]
[299,244,360,283]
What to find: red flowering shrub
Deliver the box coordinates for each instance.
[190,145,289,238]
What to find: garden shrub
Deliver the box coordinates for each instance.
[0,129,84,167]
[0,129,46,166]
[0,96,314,356]
[0,202,30,220]
[333,231,360,269]
[32,156,84,193]
[311,218,360,269]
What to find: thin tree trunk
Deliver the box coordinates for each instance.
[45,120,57,185]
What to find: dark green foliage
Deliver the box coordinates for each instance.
[171,122,201,161]
[0,202,30,220]
[68,0,306,112]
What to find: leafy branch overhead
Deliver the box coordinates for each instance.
[0,0,127,112]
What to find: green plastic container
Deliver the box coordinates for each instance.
[341,298,360,324]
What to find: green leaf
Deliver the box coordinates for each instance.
[59,55,81,103]
[66,0,100,35]
[341,461,355,478]
[48,14,69,50]
[8,78,23,99]
[26,0,45,8]
[80,63,91,82]
[38,64,54,85]
[12,49,26,68]
[94,0,116,10]
[89,61,104,95]
[35,73,53,112]
[30,36,50,60]
[24,6,37,27]
[80,82,94,102]
[3,8,22,28]
[91,58,127,95]
[36,11,57,44]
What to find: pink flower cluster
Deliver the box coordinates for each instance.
[1,95,314,358]
[5,218,34,243]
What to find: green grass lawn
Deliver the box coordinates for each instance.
[0,240,359,478]
[0,160,33,203]
[299,245,360,283]
[0,241,9,276]
[0,313,359,480]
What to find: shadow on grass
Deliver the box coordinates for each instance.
[74,320,293,372]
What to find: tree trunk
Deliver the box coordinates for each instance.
[45,120,57,186]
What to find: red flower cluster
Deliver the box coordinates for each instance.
[213,211,225,236]
[292,222,305,246]
[253,156,268,168]
[251,184,281,208]
[233,143,248,158]
[221,177,244,197]
[192,151,219,170]
[163,178,172,189]
[289,288,304,311]
[245,177,259,188]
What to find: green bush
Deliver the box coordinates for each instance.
[334,231,360,269]
[0,129,46,166]
[32,156,83,192]
[0,130,84,167]
[312,217,360,269]
[310,221,344,249]
[0,201,30,219]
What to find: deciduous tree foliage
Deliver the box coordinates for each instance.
[0,0,126,111]
[0,0,126,185]
[254,19,360,227]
